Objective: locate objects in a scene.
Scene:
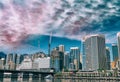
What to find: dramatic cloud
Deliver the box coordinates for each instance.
[0,0,120,48]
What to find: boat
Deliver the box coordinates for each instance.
[45,75,53,79]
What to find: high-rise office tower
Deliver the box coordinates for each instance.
[117,32,120,69]
[5,53,14,69]
[112,44,119,61]
[59,45,65,52]
[117,32,120,58]
[16,54,24,68]
[13,54,17,64]
[16,55,21,65]
[19,55,24,64]
[85,34,106,71]
[5,53,18,70]
[6,53,13,63]
[13,54,18,69]
[81,38,86,71]
[70,47,80,70]
[64,52,69,71]
[106,47,111,70]
[16,55,21,69]
[0,58,5,69]
[51,48,64,72]
[79,54,82,70]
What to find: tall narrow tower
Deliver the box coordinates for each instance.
[112,44,118,61]
[38,40,40,50]
[48,32,52,57]
[117,32,120,59]
[82,37,86,71]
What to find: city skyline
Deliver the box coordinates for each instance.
[0,33,119,55]
[0,0,120,54]
[0,0,120,81]
[1,33,120,72]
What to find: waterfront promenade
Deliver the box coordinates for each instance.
[2,77,120,82]
[54,71,120,81]
[1,70,120,82]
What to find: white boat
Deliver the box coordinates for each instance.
[45,75,53,79]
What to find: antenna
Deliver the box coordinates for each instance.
[38,40,40,50]
[48,32,52,57]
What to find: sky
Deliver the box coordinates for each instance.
[0,0,120,54]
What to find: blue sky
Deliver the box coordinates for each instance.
[1,35,81,54]
[0,0,120,54]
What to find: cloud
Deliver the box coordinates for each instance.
[0,0,120,48]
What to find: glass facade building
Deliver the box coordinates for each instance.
[70,47,80,70]
[106,47,111,70]
[51,49,64,72]
[112,44,118,61]
[64,52,69,70]
[82,40,86,71]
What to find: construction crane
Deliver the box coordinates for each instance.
[38,40,40,50]
[48,32,52,57]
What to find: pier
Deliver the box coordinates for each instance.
[0,69,55,82]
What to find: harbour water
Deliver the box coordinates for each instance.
[1,78,119,82]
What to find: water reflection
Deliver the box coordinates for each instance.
[2,78,119,82]
[54,79,117,82]
[45,79,53,82]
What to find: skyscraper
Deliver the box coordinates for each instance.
[59,45,65,52]
[0,58,5,69]
[51,48,64,72]
[85,34,106,71]
[106,47,111,70]
[117,32,120,59]
[5,53,14,69]
[6,53,13,64]
[70,47,80,70]
[112,44,119,61]
[16,54,24,69]
[64,52,69,71]
[81,38,86,71]
[5,53,18,70]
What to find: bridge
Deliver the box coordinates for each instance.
[0,69,55,82]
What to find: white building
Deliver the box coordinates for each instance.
[33,57,51,70]
[17,56,32,70]
[116,61,120,70]
[117,32,120,59]
[84,34,106,71]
